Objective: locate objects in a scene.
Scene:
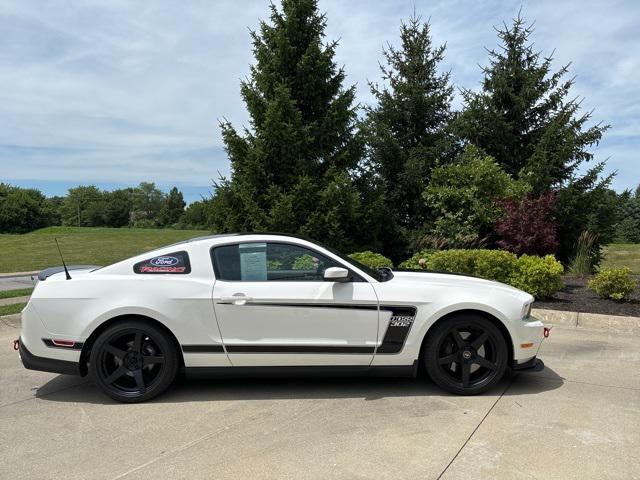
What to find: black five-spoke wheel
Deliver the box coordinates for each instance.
[424,314,508,395]
[89,319,178,403]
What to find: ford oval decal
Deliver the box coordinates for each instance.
[150,256,180,267]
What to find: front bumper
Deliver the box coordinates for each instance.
[18,338,81,376]
[513,357,544,372]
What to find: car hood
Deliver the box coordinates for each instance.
[390,270,533,303]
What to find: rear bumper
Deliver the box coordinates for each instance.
[18,338,81,376]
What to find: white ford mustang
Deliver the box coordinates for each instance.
[18,233,546,402]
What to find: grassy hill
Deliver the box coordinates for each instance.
[0,227,209,273]
[601,244,640,274]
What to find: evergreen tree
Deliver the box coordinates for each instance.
[209,0,362,250]
[455,14,613,262]
[455,15,608,194]
[158,187,186,226]
[363,15,456,259]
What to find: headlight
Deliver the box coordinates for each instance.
[521,302,532,320]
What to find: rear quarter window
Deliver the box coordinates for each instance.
[133,251,191,274]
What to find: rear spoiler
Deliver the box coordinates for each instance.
[37,265,100,281]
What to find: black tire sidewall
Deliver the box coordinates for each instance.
[89,319,178,403]
[424,314,508,395]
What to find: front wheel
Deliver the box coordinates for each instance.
[89,319,179,403]
[423,314,508,395]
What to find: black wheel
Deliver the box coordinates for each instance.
[89,319,178,403]
[423,314,508,395]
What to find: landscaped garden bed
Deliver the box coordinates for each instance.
[534,276,639,317]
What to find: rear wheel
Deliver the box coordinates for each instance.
[424,314,508,395]
[89,319,178,403]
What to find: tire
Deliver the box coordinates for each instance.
[89,319,179,403]
[423,313,508,395]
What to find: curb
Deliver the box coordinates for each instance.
[0,271,38,279]
[533,308,640,335]
[0,313,20,328]
[0,296,30,307]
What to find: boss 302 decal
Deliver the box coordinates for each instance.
[134,251,192,274]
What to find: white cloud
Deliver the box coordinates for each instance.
[1,0,638,192]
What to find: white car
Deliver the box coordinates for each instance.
[18,233,546,402]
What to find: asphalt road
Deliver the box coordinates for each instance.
[0,318,638,480]
[0,275,35,291]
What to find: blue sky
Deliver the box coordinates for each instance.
[1,0,638,203]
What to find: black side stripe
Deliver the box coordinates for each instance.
[377,306,417,354]
[228,302,378,310]
[182,345,225,353]
[225,345,375,354]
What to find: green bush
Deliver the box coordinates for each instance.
[474,250,518,284]
[292,254,316,270]
[426,249,477,275]
[509,255,564,299]
[348,251,393,269]
[588,267,637,301]
[398,249,564,299]
[397,250,435,269]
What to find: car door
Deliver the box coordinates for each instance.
[211,241,379,366]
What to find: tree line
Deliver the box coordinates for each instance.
[2,0,639,266]
[0,182,196,232]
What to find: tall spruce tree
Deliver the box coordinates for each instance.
[363,15,456,259]
[455,14,613,261]
[455,15,608,193]
[209,0,362,250]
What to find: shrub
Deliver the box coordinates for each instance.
[397,250,435,269]
[494,192,558,256]
[348,251,393,269]
[588,268,637,301]
[474,250,518,284]
[292,254,316,270]
[425,249,477,275]
[423,146,530,242]
[509,255,564,299]
[398,248,564,299]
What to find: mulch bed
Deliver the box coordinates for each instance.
[534,276,640,317]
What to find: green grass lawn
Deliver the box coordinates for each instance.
[0,302,26,316]
[0,227,209,273]
[0,288,33,299]
[601,244,640,274]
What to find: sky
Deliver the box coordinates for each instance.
[1,0,638,203]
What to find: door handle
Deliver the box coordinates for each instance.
[218,295,253,305]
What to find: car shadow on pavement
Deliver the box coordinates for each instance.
[35,365,565,405]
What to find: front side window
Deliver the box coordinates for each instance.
[212,242,341,281]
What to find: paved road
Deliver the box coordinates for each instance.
[0,275,35,291]
[0,319,638,480]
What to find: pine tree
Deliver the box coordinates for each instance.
[455,14,614,262]
[455,14,608,194]
[158,187,186,226]
[209,0,363,250]
[363,15,456,259]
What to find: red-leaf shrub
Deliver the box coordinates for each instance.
[494,192,558,256]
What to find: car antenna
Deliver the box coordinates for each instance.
[54,238,72,280]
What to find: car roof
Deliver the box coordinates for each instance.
[167,232,317,248]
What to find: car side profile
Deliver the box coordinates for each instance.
[17,233,546,402]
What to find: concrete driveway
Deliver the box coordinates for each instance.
[0,318,638,480]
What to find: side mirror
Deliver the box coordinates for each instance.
[324,267,350,282]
